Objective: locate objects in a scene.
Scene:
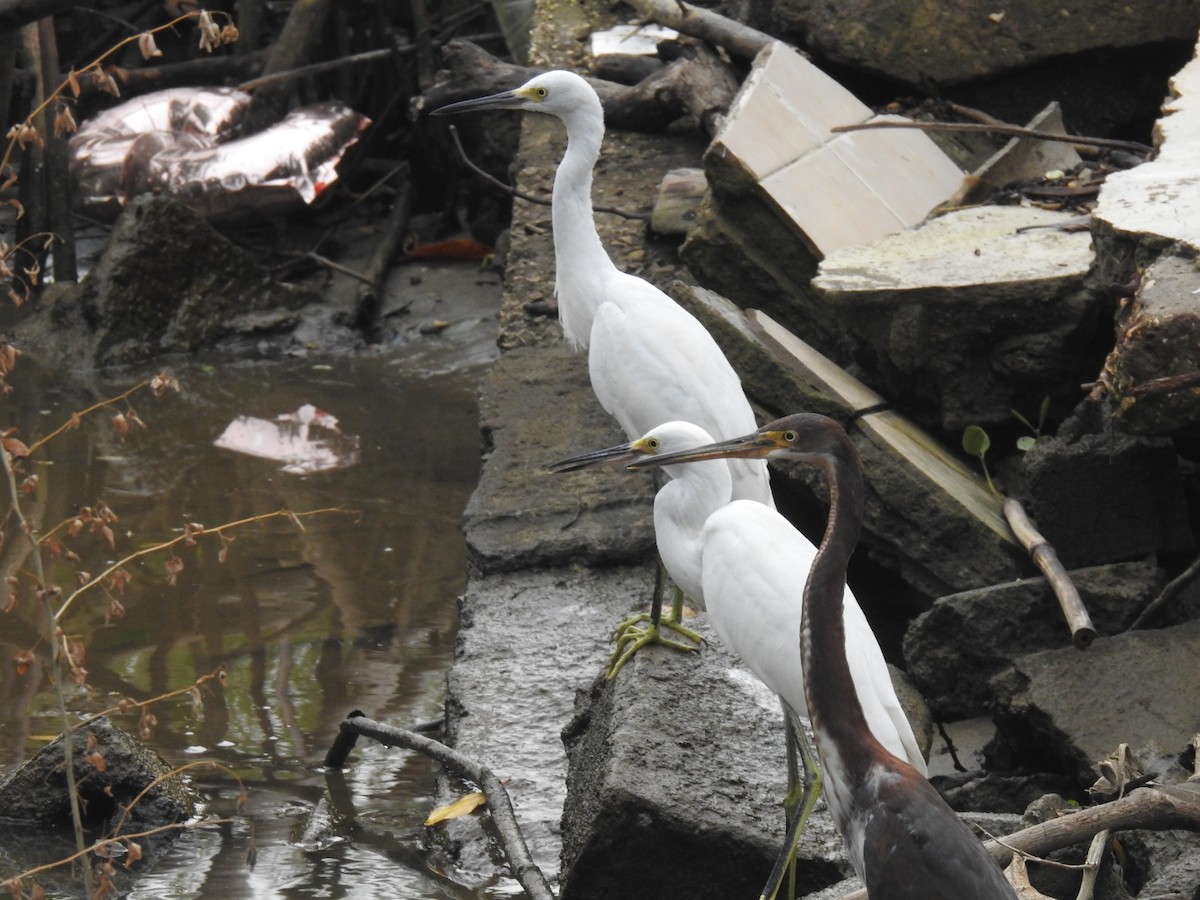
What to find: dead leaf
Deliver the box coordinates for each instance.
[424,791,486,826]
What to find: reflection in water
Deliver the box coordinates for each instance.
[0,354,486,898]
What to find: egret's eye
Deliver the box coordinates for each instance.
[646,438,660,451]
[783,431,798,443]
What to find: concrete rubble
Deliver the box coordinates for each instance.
[439,2,1200,897]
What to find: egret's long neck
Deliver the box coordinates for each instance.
[551,101,617,346]
[655,458,731,602]
[800,442,884,789]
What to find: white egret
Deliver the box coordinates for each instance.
[550,420,926,900]
[434,71,774,670]
[634,415,1015,899]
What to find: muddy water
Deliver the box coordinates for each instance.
[0,270,503,897]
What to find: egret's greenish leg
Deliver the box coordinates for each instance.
[759,704,824,900]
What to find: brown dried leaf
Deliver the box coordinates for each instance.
[66,69,81,97]
[220,23,240,45]
[2,435,29,458]
[197,10,221,52]
[52,105,77,138]
[19,473,37,494]
[137,31,162,59]
[123,841,142,868]
[111,411,129,440]
[424,791,486,825]
[100,524,114,551]
[164,555,183,586]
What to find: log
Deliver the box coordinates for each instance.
[0,0,75,32]
[244,0,335,130]
[425,38,737,137]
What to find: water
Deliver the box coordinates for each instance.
[0,282,498,897]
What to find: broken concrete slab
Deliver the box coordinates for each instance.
[1099,252,1200,435]
[705,41,965,257]
[742,306,1024,597]
[559,615,849,900]
[1094,33,1200,256]
[683,40,965,355]
[814,204,1102,431]
[990,618,1200,786]
[1020,399,1193,569]
[972,102,1082,191]
[461,342,655,576]
[439,566,655,887]
[904,562,1161,718]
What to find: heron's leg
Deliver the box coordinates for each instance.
[759,702,824,900]
[607,561,703,679]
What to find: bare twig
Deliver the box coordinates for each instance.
[236,46,403,92]
[838,784,1200,900]
[1128,551,1200,630]
[53,507,355,625]
[830,119,1153,157]
[1003,497,1095,648]
[1074,829,1109,900]
[621,0,776,61]
[327,712,556,900]
[445,124,647,221]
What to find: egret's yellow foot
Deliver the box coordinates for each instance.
[606,614,701,678]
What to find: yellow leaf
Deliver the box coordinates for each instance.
[424,791,486,826]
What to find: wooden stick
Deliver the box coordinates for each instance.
[621,0,777,61]
[1003,497,1095,648]
[838,785,1200,900]
[325,712,557,900]
[831,119,1153,157]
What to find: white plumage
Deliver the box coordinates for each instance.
[435,71,772,506]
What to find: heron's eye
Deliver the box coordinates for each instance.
[783,431,798,443]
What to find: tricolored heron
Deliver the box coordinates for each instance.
[550,420,927,899]
[433,71,773,672]
[633,415,1016,899]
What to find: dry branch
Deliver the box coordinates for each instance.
[621,0,776,61]
[1003,497,1096,648]
[326,712,556,900]
[426,38,737,138]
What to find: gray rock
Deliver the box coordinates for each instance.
[1121,829,1200,898]
[814,205,1103,432]
[745,0,1200,88]
[1099,253,1200,435]
[1021,400,1193,569]
[0,716,197,896]
[904,562,1161,717]
[461,342,655,577]
[20,196,315,368]
[439,566,654,888]
[674,284,1025,600]
[559,614,849,900]
[990,619,1200,785]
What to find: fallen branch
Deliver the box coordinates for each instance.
[837,784,1200,900]
[355,171,413,341]
[831,119,1153,158]
[445,123,647,221]
[425,38,736,138]
[1003,497,1096,648]
[621,0,776,61]
[1127,550,1200,630]
[325,712,556,900]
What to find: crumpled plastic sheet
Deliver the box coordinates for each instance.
[69,87,370,221]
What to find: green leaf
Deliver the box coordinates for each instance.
[962,425,991,457]
[1016,435,1037,452]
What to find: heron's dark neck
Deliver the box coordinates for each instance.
[801,437,885,782]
